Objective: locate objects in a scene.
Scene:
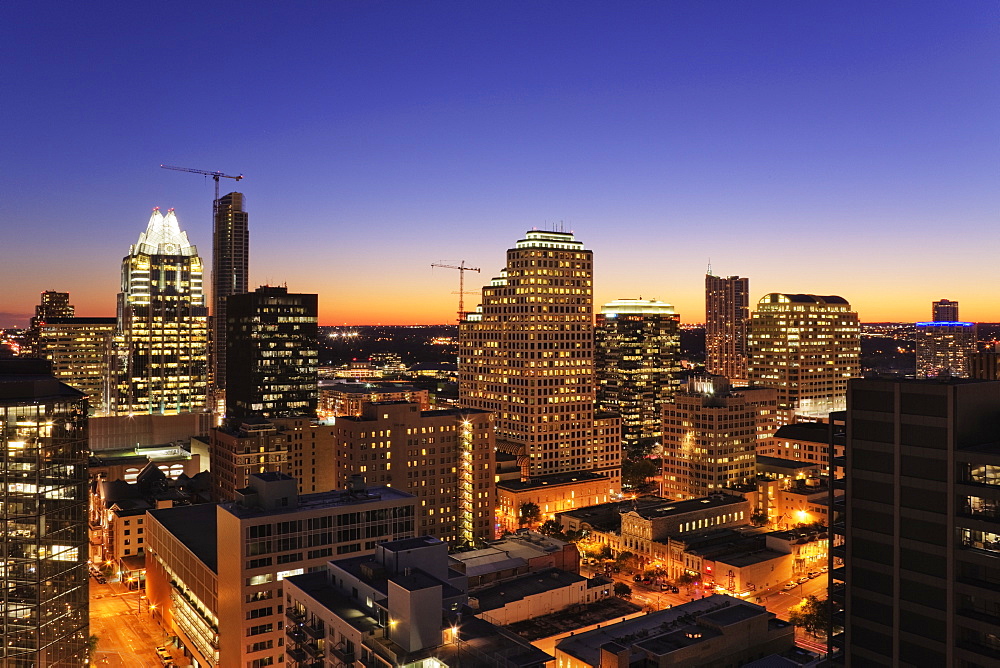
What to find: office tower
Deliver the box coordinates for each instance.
[932,298,959,322]
[211,192,249,398]
[595,298,680,455]
[111,207,208,415]
[209,418,290,501]
[835,378,1000,666]
[747,293,860,423]
[225,286,318,420]
[331,401,495,544]
[145,473,417,668]
[25,290,76,356]
[459,230,621,492]
[661,376,759,499]
[31,317,115,414]
[705,273,750,380]
[969,344,1000,380]
[915,321,977,378]
[0,360,89,665]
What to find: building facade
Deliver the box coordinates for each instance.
[0,360,89,666]
[595,298,680,455]
[226,286,318,420]
[111,207,209,415]
[459,230,620,491]
[932,298,959,322]
[317,381,430,420]
[705,273,750,381]
[747,293,860,423]
[30,317,115,414]
[211,192,249,400]
[915,321,977,378]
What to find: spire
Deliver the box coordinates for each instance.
[134,207,197,256]
[707,258,713,276]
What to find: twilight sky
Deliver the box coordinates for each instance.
[2,1,997,327]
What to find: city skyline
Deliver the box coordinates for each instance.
[3,2,998,326]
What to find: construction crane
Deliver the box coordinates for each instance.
[431,261,481,322]
[160,164,244,205]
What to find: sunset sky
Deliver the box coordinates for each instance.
[2,2,997,327]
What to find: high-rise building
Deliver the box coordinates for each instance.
[211,192,249,398]
[331,401,495,544]
[915,321,977,378]
[595,298,680,455]
[225,286,318,420]
[111,207,209,415]
[31,317,115,414]
[0,359,90,665]
[932,298,959,322]
[835,378,1000,666]
[661,376,759,499]
[459,230,620,491]
[25,290,75,357]
[705,273,750,381]
[747,293,860,423]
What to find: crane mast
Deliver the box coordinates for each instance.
[431,261,482,323]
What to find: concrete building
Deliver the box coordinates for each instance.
[932,298,959,322]
[555,594,793,668]
[459,230,621,495]
[915,321,977,378]
[497,471,617,534]
[89,411,212,451]
[145,473,418,668]
[705,273,750,381]
[329,401,495,544]
[283,535,552,668]
[111,207,209,415]
[0,360,90,665]
[318,380,431,420]
[29,316,115,414]
[451,530,580,588]
[211,191,249,403]
[226,286,319,420]
[747,293,860,424]
[595,298,680,455]
[969,345,1000,380]
[661,377,761,499]
[209,417,291,501]
[834,377,1000,666]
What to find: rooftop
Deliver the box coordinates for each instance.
[498,470,609,492]
[628,494,747,520]
[471,568,589,612]
[222,485,413,519]
[148,503,218,573]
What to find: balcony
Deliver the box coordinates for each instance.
[303,622,324,640]
[286,627,306,644]
[286,608,306,623]
[287,647,308,663]
[330,645,355,664]
[302,641,325,659]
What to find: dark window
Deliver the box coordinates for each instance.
[900,423,948,450]
[900,517,947,546]
[853,449,893,474]
[900,547,946,578]
[900,392,947,418]
[853,419,894,444]
[901,456,947,482]
[900,579,945,609]
[851,389,894,413]
[900,486,945,514]
[853,508,893,535]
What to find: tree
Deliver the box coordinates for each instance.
[86,635,100,660]
[622,458,658,490]
[788,595,831,636]
[676,572,698,587]
[613,582,632,599]
[750,511,769,527]
[518,502,541,527]
[539,519,564,538]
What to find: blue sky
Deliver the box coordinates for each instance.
[2,1,997,325]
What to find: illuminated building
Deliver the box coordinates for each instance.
[145,473,417,668]
[932,298,959,322]
[111,207,208,415]
[209,417,290,501]
[211,192,249,404]
[31,317,115,414]
[661,377,760,499]
[915,321,977,378]
[225,286,318,420]
[25,290,75,357]
[0,360,89,665]
[459,230,621,494]
[705,273,749,381]
[970,345,1000,380]
[835,378,1000,666]
[595,298,680,454]
[318,380,430,419]
[747,293,860,423]
[331,401,494,544]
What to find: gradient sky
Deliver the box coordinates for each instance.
[2,1,997,327]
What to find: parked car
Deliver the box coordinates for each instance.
[797,576,810,584]
[155,647,172,661]
[783,581,797,591]
[633,574,643,583]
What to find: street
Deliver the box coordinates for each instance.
[90,577,186,667]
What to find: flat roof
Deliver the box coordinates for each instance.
[148,503,218,573]
[222,485,414,519]
[713,549,787,568]
[756,455,820,471]
[498,470,609,492]
[471,568,589,612]
[629,494,746,520]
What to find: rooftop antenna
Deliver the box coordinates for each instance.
[707,258,713,276]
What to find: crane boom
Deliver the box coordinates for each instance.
[160,165,244,202]
[431,261,481,322]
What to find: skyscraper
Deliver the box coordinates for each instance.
[915,321,977,378]
[211,192,249,399]
[0,359,89,665]
[705,273,750,381]
[747,293,860,423]
[595,298,680,455]
[32,316,116,414]
[932,298,959,322]
[836,377,1000,666]
[26,290,75,357]
[460,230,621,490]
[225,286,318,420]
[111,207,209,415]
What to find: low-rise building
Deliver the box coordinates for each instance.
[470,568,612,626]
[451,531,579,588]
[318,380,430,419]
[555,595,793,668]
[497,471,617,534]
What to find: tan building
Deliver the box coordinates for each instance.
[451,530,580,588]
[496,471,616,534]
[460,230,621,496]
[209,418,290,501]
[331,401,495,544]
[747,293,860,424]
[145,473,418,668]
[89,411,212,451]
[705,273,750,381]
[273,415,339,495]
[318,380,430,419]
[760,421,843,471]
[31,316,115,414]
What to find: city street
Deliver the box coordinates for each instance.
[90,578,185,667]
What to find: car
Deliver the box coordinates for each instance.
[155,647,172,661]
[783,581,797,591]
[807,571,819,579]
[798,576,810,584]
[660,583,670,591]
[671,586,679,593]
